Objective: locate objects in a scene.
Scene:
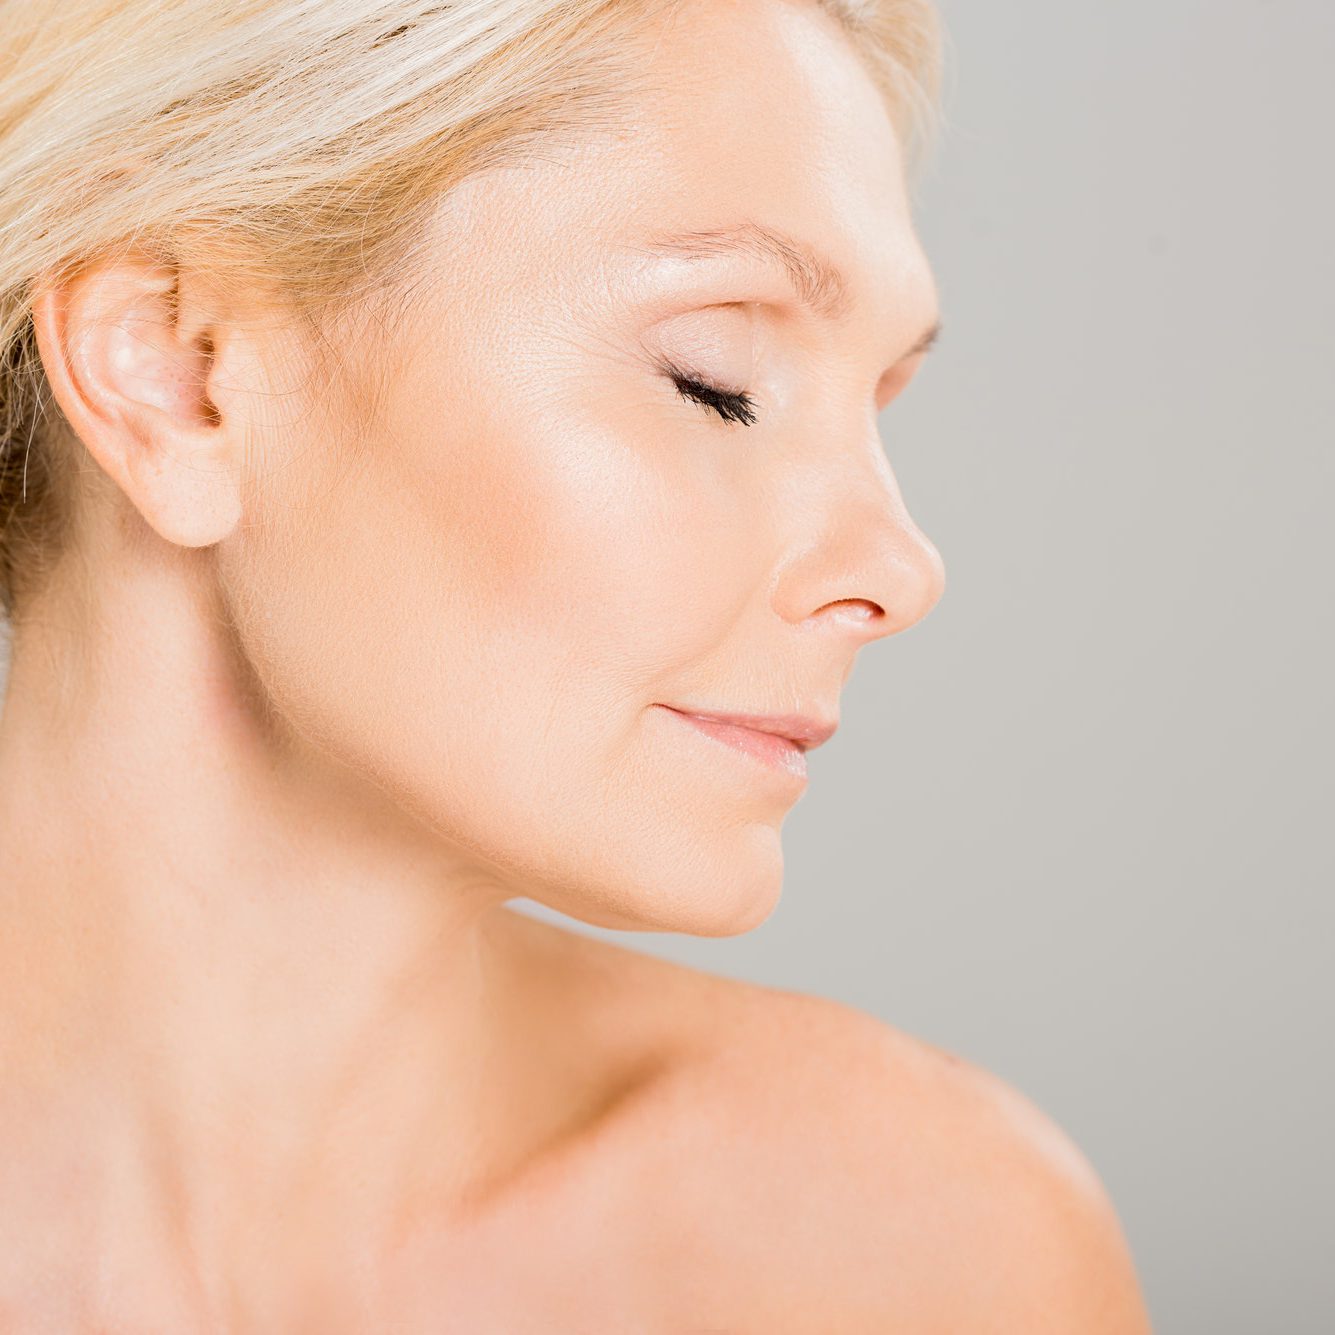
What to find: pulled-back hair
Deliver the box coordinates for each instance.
[0,0,943,626]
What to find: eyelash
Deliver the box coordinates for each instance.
[661,362,759,427]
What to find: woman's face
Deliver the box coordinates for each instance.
[227,0,945,934]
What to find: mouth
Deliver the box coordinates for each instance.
[656,705,827,781]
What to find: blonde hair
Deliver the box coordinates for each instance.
[0,0,943,625]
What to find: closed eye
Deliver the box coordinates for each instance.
[660,359,759,427]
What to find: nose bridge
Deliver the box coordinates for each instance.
[772,429,946,636]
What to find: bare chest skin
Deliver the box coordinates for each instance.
[0,913,973,1333]
[372,1141,707,1333]
[0,916,753,1332]
[0,1121,704,1335]
[364,925,748,1332]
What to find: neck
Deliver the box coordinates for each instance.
[0,553,560,1316]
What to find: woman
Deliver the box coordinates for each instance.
[0,0,1153,1328]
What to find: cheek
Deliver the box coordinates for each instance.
[379,378,757,705]
[222,379,762,883]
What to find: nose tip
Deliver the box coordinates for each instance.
[906,527,947,621]
[856,525,946,639]
[785,508,946,644]
[770,438,947,639]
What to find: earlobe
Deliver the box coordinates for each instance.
[28,252,243,550]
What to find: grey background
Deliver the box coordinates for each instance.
[3,1,1330,1331]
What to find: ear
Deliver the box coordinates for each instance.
[29,248,246,549]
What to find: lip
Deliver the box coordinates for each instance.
[656,705,838,782]
[662,706,838,751]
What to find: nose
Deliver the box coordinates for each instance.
[770,441,946,644]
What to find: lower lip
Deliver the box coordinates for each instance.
[659,708,809,782]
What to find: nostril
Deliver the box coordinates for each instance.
[828,598,883,626]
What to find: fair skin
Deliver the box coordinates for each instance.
[0,0,1152,1329]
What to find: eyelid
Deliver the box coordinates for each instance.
[656,352,748,399]
[875,349,931,409]
[642,301,756,376]
[657,356,759,426]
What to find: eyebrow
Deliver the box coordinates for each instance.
[631,220,943,363]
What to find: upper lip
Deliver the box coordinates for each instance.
[662,705,839,751]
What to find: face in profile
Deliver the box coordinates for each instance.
[222,0,945,936]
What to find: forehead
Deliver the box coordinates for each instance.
[605,0,926,269]
[412,0,933,333]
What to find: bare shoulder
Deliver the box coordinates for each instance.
[642,983,1155,1334]
[485,912,1152,1332]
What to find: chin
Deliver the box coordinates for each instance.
[537,832,786,938]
